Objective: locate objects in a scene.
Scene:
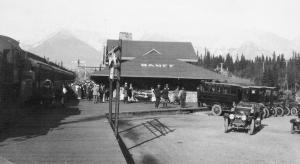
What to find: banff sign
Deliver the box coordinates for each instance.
[141,63,174,68]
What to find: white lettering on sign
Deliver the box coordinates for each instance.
[141,64,175,68]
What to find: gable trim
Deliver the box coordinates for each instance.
[143,49,161,56]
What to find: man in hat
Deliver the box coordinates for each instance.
[153,84,161,108]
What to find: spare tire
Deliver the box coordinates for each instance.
[284,106,291,116]
[275,106,284,117]
[262,107,269,118]
[211,104,222,116]
[291,107,298,116]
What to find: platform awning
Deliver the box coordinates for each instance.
[91,52,228,81]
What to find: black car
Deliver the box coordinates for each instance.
[224,102,263,135]
[290,113,300,134]
[199,82,243,116]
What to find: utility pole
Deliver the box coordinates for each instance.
[114,39,122,136]
[107,40,122,136]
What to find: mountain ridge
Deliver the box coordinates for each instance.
[26,29,300,69]
[28,30,102,69]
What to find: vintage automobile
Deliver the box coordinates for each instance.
[241,86,292,118]
[224,102,263,135]
[199,82,243,116]
[290,113,300,134]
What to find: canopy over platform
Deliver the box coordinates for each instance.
[91,52,232,90]
[92,52,227,80]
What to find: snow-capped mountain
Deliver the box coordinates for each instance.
[28,30,103,69]
[24,29,300,70]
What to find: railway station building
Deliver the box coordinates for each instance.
[91,40,233,90]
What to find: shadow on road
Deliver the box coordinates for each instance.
[0,106,81,145]
[119,118,175,150]
[253,123,268,135]
[60,114,107,125]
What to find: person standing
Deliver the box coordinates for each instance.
[151,87,156,103]
[173,86,180,105]
[161,85,169,108]
[99,84,105,103]
[128,83,133,103]
[88,85,93,101]
[153,84,161,108]
[92,84,99,104]
[196,84,203,107]
[62,84,67,106]
[123,82,129,104]
[165,84,170,103]
[179,87,186,108]
[105,87,109,102]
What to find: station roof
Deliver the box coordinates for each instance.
[92,52,227,80]
[241,86,276,89]
[204,82,242,87]
[107,40,198,62]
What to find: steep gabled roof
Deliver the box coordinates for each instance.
[92,53,227,80]
[107,40,197,61]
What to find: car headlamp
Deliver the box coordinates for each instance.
[241,115,247,121]
[229,114,234,119]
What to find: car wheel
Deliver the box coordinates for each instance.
[224,118,229,133]
[275,107,284,117]
[265,108,270,118]
[291,107,298,116]
[291,124,295,134]
[284,106,291,116]
[211,104,222,116]
[263,108,269,118]
[248,119,255,135]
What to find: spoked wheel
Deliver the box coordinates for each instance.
[248,119,255,135]
[284,106,291,116]
[275,107,284,117]
[265,108,270,118]
[224,118,229,133]
[262,108,269,118]
[269,107,275,116]
[291,107,298,116]
[211,104,222,116]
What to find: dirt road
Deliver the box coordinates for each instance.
[119,112,300,164]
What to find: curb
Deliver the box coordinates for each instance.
[107,107,209,117]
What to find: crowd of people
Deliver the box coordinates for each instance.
[151,84,187,109]
[70,80,109,103]
[70,80,191,109]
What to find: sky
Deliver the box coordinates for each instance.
[1,0,300,45]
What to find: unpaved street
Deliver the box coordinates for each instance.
[119,113,300,164]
